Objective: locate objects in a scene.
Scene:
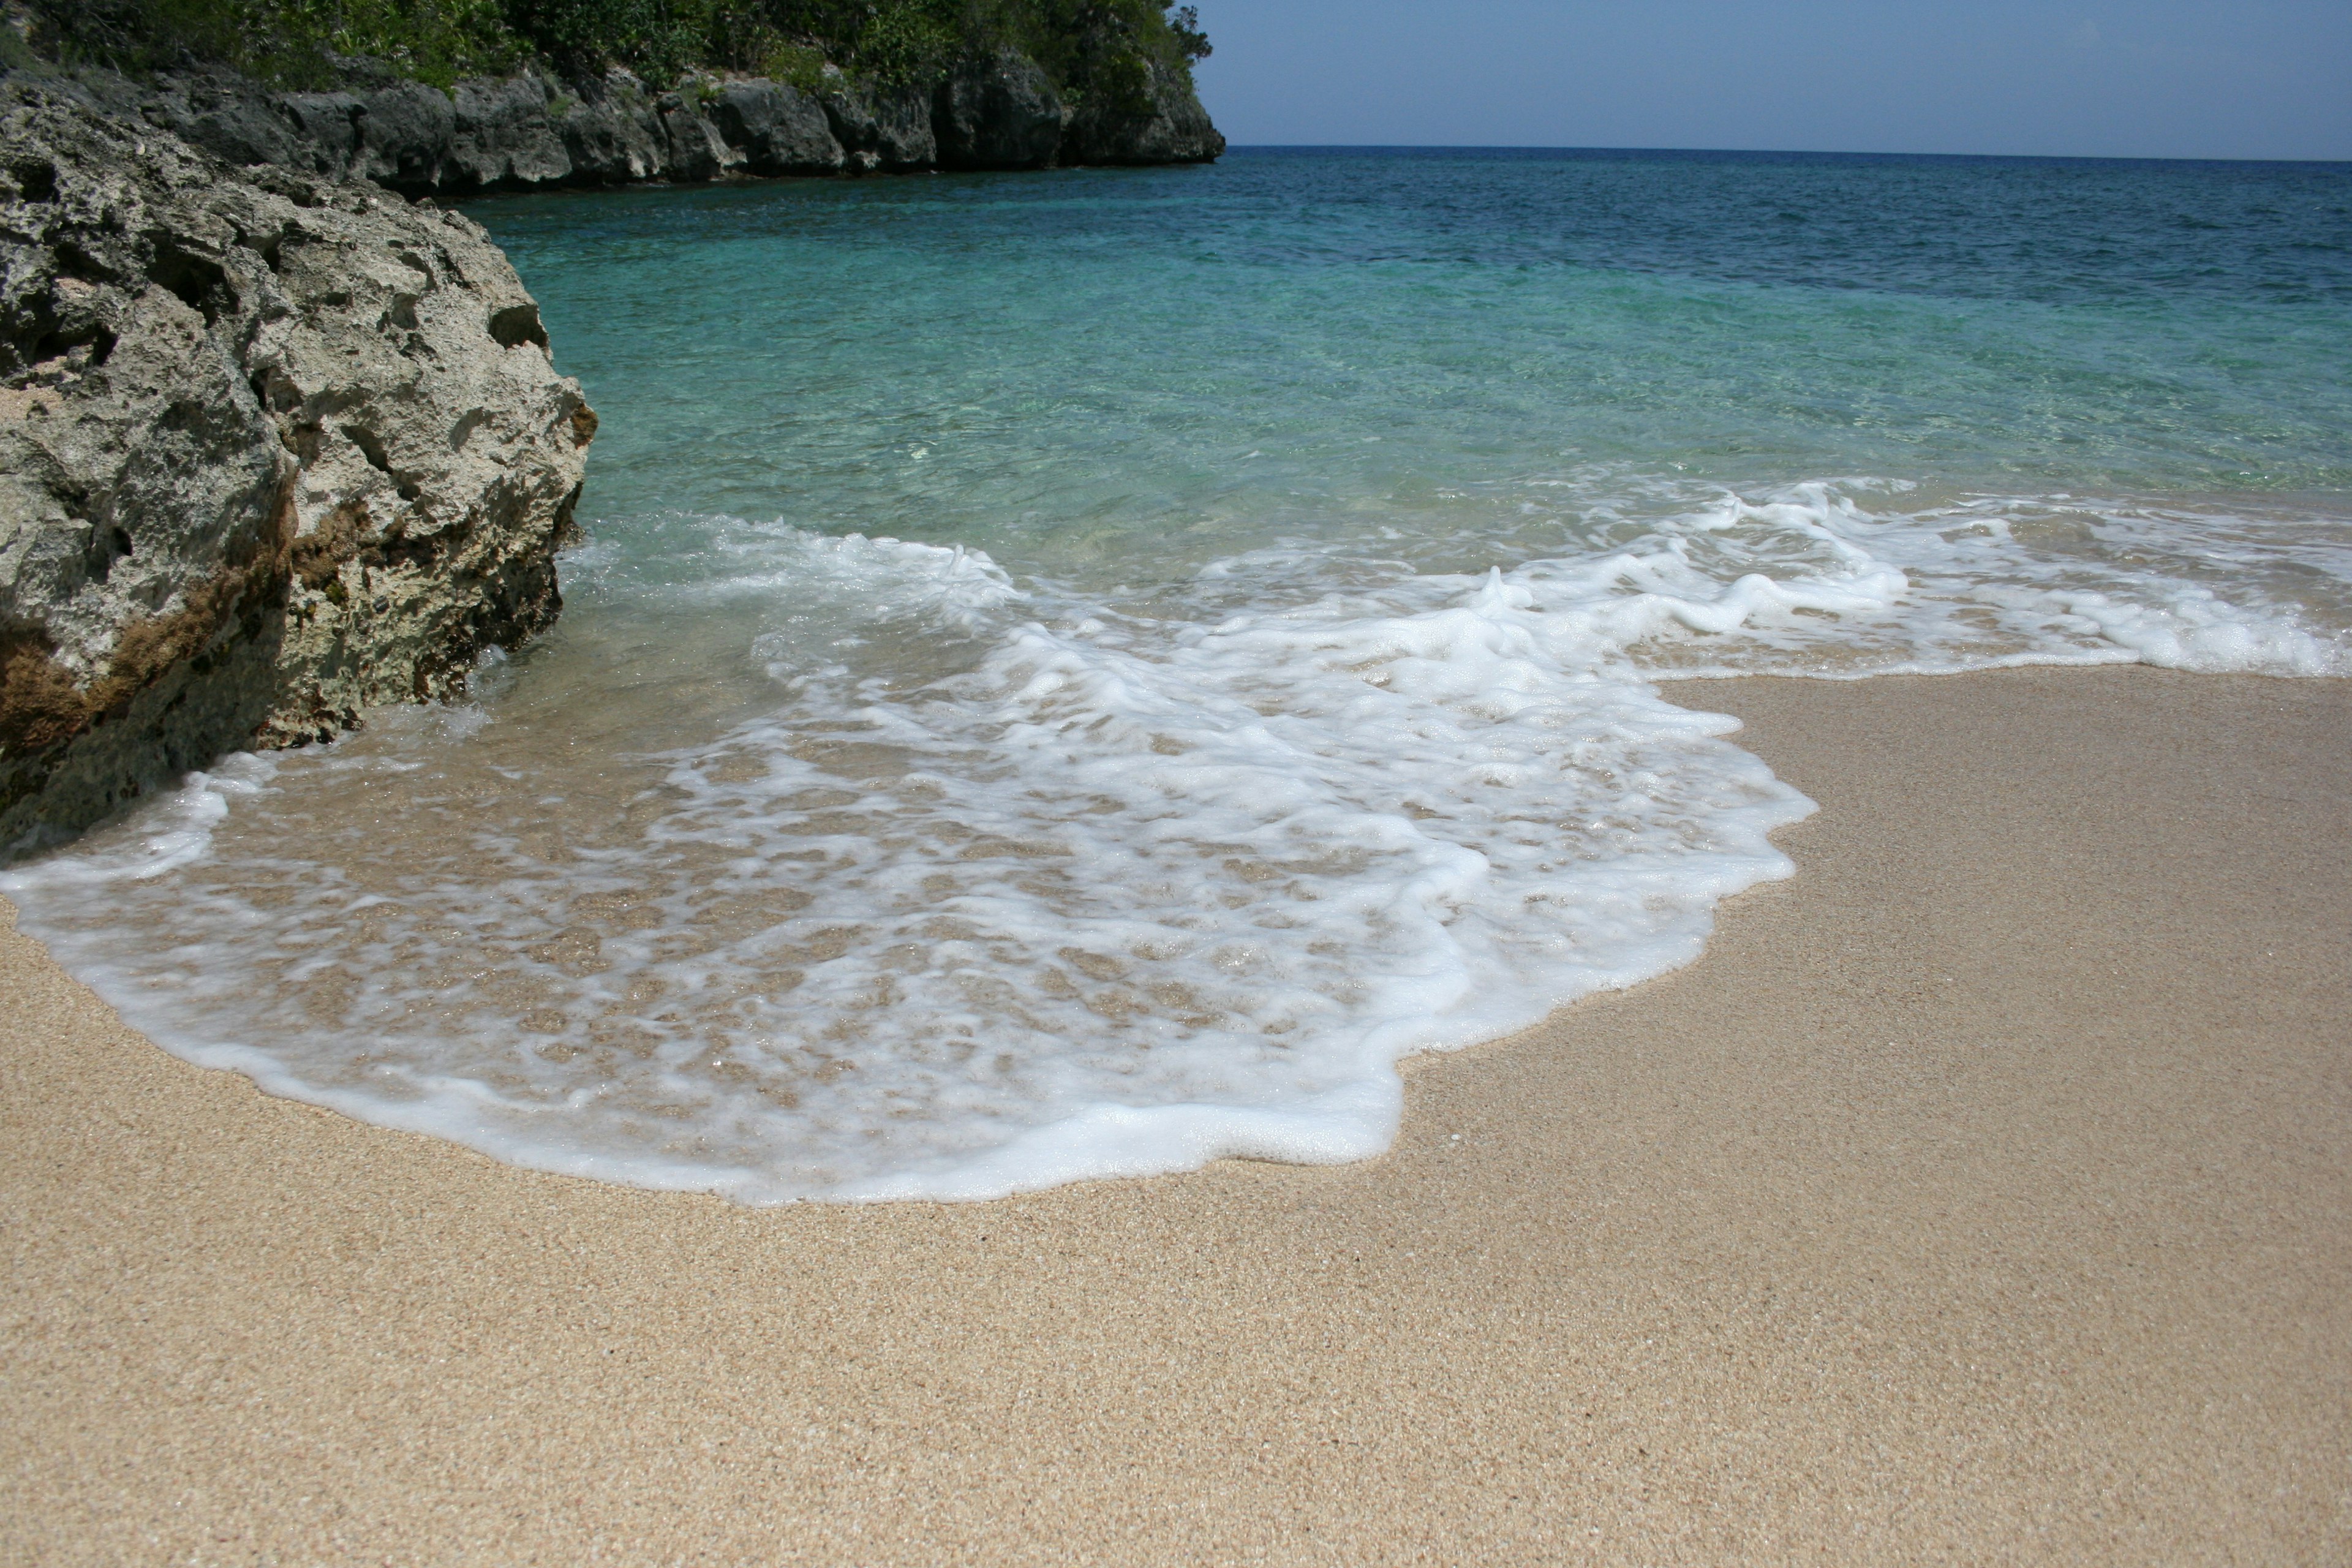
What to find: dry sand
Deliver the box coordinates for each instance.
[2,665,2346,1565]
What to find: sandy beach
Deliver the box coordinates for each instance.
[2,663,2345,1565]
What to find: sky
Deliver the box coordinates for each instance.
[1188,1,2352,160]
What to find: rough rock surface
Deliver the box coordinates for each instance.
[1061,59,1226,167]
[817,72,937,173]
[6,49,1216,197]
[708,79,844,176]
[933,51,1068,172]
[0,86,594,846]
[451,73,571,189]
[555,70,670,185]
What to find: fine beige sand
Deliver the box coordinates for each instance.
[2,665,2346,1565]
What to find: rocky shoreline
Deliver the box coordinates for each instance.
[0,36,1219,848]
[0,85,594,846]
[18,48,1220,198]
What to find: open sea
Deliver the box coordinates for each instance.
[10,148,2349,1200]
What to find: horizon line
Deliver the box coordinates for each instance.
[1218,143,2352,168]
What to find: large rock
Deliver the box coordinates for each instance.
[126,66,311,170]
[1062,59,1224,167]
[818,72,936,172]
[276,88,369,178]
[132,66,844,192]
[707,78,843,176]
[350,78,461,191]
[553,71,671,186]
[0,86,595,848]
[127,69,477,194]
[4,47,1219,194]
[448,71,572,191]
[933,50,1068,171]
[658,89,744,182]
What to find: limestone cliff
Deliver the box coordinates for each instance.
[1061,58,1226,168]
[24,51,1220,197]
[0,85,594,847]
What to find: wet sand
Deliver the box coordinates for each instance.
[3,665,2346,1564]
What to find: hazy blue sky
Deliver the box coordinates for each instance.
[1188,2,2352,159]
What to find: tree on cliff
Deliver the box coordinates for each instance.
[23,0,1211,102]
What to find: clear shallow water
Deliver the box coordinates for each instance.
[12,149,2351,1200]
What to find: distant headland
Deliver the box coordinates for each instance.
[0,4,1221,845]
[2,0,1224,194]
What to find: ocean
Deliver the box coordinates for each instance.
[10,147,2348,1200]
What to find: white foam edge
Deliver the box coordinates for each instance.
[48,810,1798,1207]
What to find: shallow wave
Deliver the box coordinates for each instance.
[9,478,2346,1200]
[1163,479,2351,680]
[7,535,1809,1199]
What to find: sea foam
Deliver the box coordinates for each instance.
[7,480,2344,1200]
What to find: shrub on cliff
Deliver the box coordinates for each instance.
[27,0,525,89]
[24,0,1210,98]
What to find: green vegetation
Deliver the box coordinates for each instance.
[28,0,527,89]
[23,0,1210,95]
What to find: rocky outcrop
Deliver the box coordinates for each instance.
[8,47,1217,198]
[816,72,937,173]
[554,71,671,186]
[1062,59,1226,167]
[452,74,572,189]
[704,78,843,176]
[933,50,1068,172]
[0,86,594,848]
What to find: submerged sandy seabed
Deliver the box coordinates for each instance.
[2,664,2346,1565]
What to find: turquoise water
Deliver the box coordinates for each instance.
[515,147,2352,696]
[17,150,2350,1200]
[535,149,2352,521]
